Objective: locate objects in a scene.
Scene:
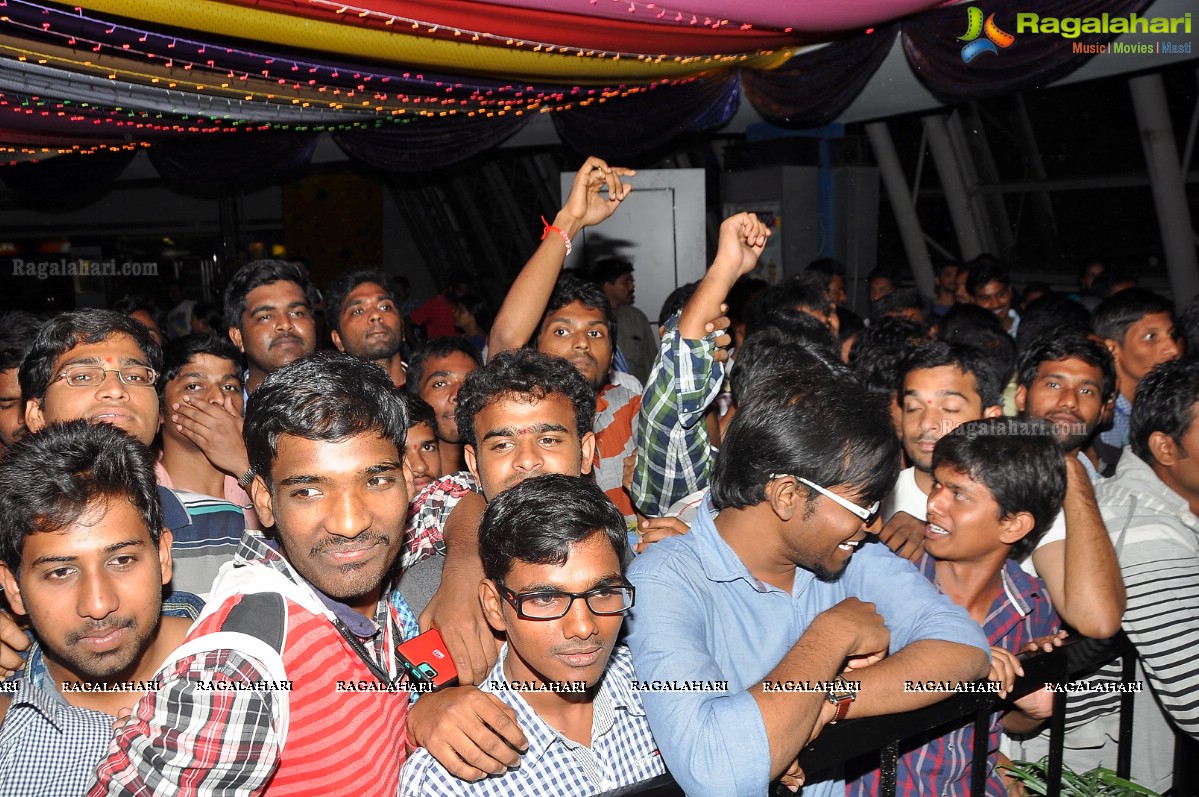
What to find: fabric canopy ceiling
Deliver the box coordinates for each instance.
[0,0,1155,172]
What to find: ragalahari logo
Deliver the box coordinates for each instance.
[959,7,1015,62]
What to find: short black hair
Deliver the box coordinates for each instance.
[223,259,313,332]
[900,341,1005,411]
[939,303,1004,339]
[589,257,634,286]
[324,269,396,335]
[455,349,596,450]
[867,267,898,285]
[539,274,618,346]
[0,420,164,572]
[405,337,483,396]
[244,351,408,487]
[731,326,847,404]
[805,258,846,288]
[479,474,627,583]
[945,324,1017,395]
[1130,359,1199,466]
[159,333,244,387]
[712,371,900,511]
[111,295,167,335]
[1178,296,1199,361]
[964,256,1010,296]
[871,288,933,328]
[1017,333,1116,403]
[1015,295,1092,354]
[398,393,436,430]
[453,290,494,333]
[0,311,45,372]
[751,275,832,324]
[849,317,928,398]
[1092,288,1175,344]
[19,310,163,405]
[744,308,838,358]
[658,281,699,328]
[933,418,1066,560]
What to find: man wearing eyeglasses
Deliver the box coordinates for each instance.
[400,474,665,796]
[16,310,244,601]
[626,371,991,797]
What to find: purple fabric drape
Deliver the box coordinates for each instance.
[0,148,137,211]
[741,25,897,129]
[148,134,319,196]
[552,73,741,160]
[901,0,1155,105]
[331,113,530,173]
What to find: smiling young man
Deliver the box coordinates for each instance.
[326,269,407,388]
[224,259,316,396]
[848,418,1064,797]
[90,352,428,797]
[881,340,1124,639]
[488,157,639,521]
[0,421,197,796]
[967,260,1018,336]
[401,475,664,796]
[395,349,596,614]
[625,372,990,797]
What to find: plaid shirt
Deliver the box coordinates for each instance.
[400,645,664,797]
[630,314,724,518]
[1099,393,1132,450]
[0,678,115,797]
[88,531,412,797]
[401,471,482,571]
[847,556,1059,797]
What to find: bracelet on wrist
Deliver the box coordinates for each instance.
[540,215,573,255]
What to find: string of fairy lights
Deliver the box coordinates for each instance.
[0,0,827,161]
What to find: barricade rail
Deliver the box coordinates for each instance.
[601,633,1199,796]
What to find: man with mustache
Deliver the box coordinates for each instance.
[0,421,197,797]
[224,259,316,396]
[326,269,407,389]
[400,475,665,796]
[90,352,503,797]
[882,341,1124,638]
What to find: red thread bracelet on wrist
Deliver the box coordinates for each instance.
[540,215,573,255]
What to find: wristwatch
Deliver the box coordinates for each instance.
[237,466,256,490]
[826,676,856,724]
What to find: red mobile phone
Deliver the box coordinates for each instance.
[396,628,459,690]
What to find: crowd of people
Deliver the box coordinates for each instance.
[0,155,1196,797]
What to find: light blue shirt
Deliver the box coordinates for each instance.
[625,500,990,797]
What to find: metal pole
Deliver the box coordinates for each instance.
[866,121,936,297]
[922,113,987,262]
[1129,72,1199,309]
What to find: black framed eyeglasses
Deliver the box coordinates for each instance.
[53,365,158,388]
[497,582,636,620]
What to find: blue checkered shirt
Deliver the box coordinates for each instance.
[1099,393,1132,449]
[0,678,115,797]
[400,645,664,796]
[630,313,724,518]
